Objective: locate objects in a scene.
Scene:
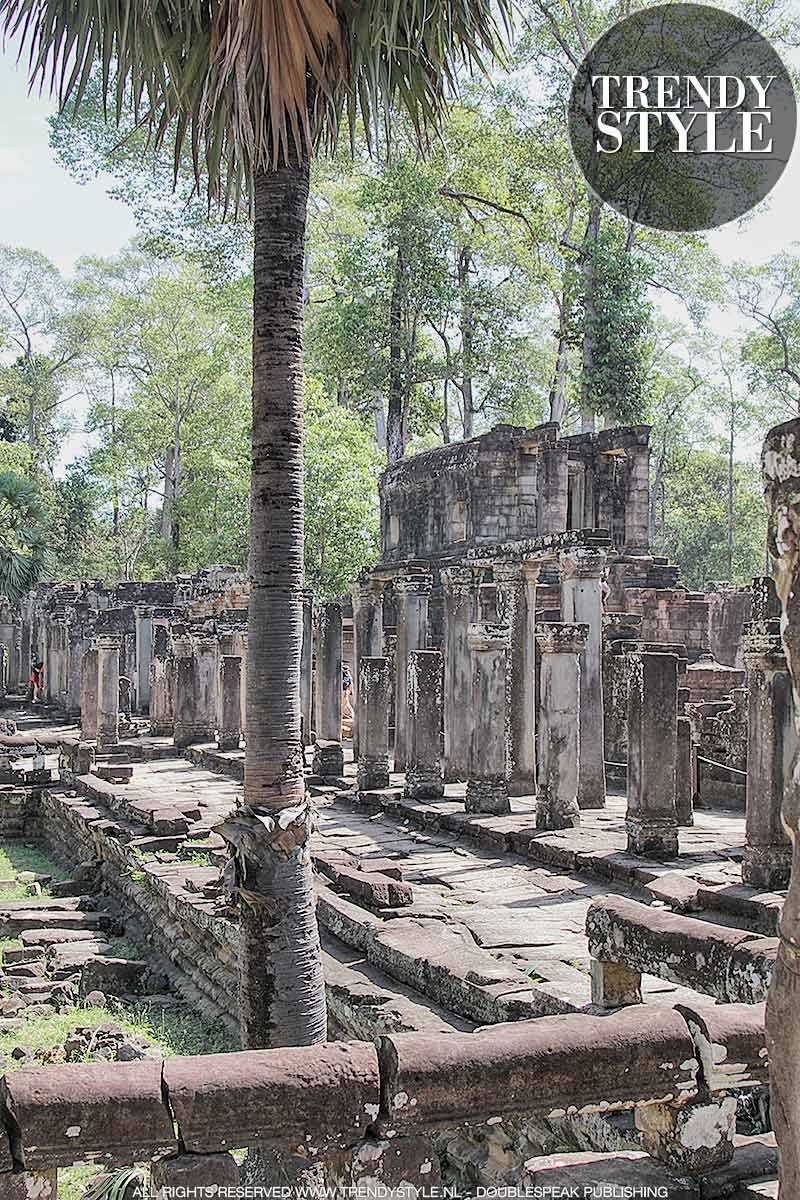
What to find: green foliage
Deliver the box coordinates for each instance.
[0,470,50,602]
[658,451,767,589]
[304,383,380,596]
[574,224,653,423]
[4,0,511,211]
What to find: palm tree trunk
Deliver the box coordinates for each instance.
[220,153,326,1057]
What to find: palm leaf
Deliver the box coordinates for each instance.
[0,0,513,209]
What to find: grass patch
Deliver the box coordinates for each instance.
[105,937,145,962]
[0,843,69,899]
[58,1164,106,1200]
[0,1001,239,1066]
[0,938,22,961]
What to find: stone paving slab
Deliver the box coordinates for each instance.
[8,723,780,1033]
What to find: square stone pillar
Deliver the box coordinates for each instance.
[217,654,243,751]
[0,606,15,698]
[134,606,154,713]
[560,549,607,809]
[675,715,696,827]
[626,651,679,859]
[300,590,314,746]
[496,559,540,797]
[393,565,432,773]
[441,565,479,783]
[66,630,84,719]
[466,589,511,815]
[357,656,390,790]
[352,573,384,759]
[406,649,444,798]
[149,623,176,737]
[535,623,587,830]
[173,635,216,748]
[96,633,121,749]
[537,442,569,534]
[79,646,98,740]
[313,601,344,776]
[743,625,794,890]
[623,437,651,554]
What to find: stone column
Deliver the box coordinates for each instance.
[393,565,432,773]
[675,715,696,827]
[300,590,314,746]
[466,592,510,814]
[357,656,390,790]
[149,624,176,737]
[135,606,154,714]
[96,633,121,749]
[762,417,800,1195]
[537,443,569,534]
[560,549,607,809]
[217,655,243,751]
[626,651,679,859]
[535,623,586,830]
[352,573,384,759]
[66,630,84,718]
[441,565,479,782]
[496,559,540,797]
[19,606,31,690]
[742,626,794,890]
[406,649,444,798]
[0,603,14,697]
[79,646,98,740]
[623,436,651,554]
[174,636,217,747]
[313,602,344,776]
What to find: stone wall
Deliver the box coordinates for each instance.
[379,422,651,564]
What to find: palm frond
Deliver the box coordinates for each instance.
[0,0,513,208]
[0,470,49,602]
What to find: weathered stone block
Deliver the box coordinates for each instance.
[378,1007,695,1133]
[635,1097,736,1176]
[3,1060,175,1170]
[150,1152,239,1199]
[164,1042,379,1155]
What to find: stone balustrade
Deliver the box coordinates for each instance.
[0,1001,770,1191]
[586,895,775,1006]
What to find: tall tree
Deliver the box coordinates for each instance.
[0,0,513,1124]
[0,246,85,472]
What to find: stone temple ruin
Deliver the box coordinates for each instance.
[0,417,796,1197]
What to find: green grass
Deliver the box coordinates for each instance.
[0,1001,239,1066]
[0,937,22,960]
[0,842,69,899]
[105,937,145,962]
[58,1163,108,1200]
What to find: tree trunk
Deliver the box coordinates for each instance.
[387,248,406,465]
[548,294,570,425]
[459,246,475,440]
[727,411,734,580]
[580,200,602,433]
[219,155,326,1057]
